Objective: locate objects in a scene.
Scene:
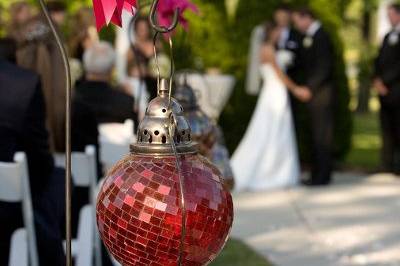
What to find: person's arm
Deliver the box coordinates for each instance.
[306,32,334,91]
[270,60,299,93]
[261,44,312,102]
[374,41,384,79]
[21,78,54,190]
[261,44,298,91]
[373,35,389,96]
[377,41,400,86]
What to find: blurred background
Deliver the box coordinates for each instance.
[0,0,391,173]
[0,0,399,266]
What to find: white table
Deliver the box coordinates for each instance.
[177,73,236,120]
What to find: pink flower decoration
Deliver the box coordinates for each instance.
[92,0,197,32]
[93,0,137,31]
[156,0,198,31]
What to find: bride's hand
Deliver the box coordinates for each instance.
[294,86,312,102]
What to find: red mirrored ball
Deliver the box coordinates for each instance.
[96,154,233,266]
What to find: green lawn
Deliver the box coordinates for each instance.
[211,239,272,266]
[344,112,381,172]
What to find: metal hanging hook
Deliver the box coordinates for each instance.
[149,3,185,266]
[37,0,72,265]
[149,0,180,33]
[150,0,178,103]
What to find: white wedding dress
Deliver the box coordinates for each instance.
[231,51,300,191]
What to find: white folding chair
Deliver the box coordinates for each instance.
[74,205,94,266]
[54,145,100,266]
[54,145,97,204]
[0,153,38,266]
[9,229,28,266]
[99,119,135,172]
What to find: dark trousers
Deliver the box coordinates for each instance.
[308,102,334,184]
[380,104,400,174]
[0,167,66,266]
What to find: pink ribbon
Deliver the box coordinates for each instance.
[93,0,137,31]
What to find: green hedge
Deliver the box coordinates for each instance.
[175,0,352,163]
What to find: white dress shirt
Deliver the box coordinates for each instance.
[306,21,321,37]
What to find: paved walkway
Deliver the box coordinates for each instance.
[231,173,400,266]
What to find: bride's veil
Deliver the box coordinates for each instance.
[245,24,265,95]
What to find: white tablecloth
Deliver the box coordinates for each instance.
[177,74,236,120]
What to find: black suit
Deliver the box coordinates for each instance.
[280,28,303,83]
[375,31,400,174]
[0,60,65,265]
[75,80,138,127]
[299,27,335,184]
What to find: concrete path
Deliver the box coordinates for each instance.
[231,173,400,266]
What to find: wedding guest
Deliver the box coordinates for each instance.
[68,7,99,62]
[16,12,67,151]
[7,1,33,42]
[76,41,138,126]
[0,38,65,266]
[127,16,159,99]
[374,3,400,175]
[46,1,67,27]
[273,4,302,82]
[292,7,335,186]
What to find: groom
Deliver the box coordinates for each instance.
[292,8,335,186]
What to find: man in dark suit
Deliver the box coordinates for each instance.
[374,3,400,175]
[292,8,335,185]
[0,39,65,265]
[75,41,138,127]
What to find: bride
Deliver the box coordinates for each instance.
[232,22,310,191]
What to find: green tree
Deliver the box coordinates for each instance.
[356,0,379,113]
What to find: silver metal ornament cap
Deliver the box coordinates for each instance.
[131,78,198,155]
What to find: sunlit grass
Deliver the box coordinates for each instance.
[211,239,272,266]
[344,112,381,171]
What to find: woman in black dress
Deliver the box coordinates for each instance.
[127,16,160,99]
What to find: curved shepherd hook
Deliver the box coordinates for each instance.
[149,0,180,33]
[37,0,73,265]
[149,2,186,266]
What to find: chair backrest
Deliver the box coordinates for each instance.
[0,153,38,266]
[54,146,102,266]
[54,145,97,188]
[98,119,135,171]
[9,229,28,266]
[75,205,94,266]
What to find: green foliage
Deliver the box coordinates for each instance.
[211,239,272,266]
[344,112,380,171]
[174,0,233,71]
[174,0,353,162]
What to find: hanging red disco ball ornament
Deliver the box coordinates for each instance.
[96,79,234,266]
